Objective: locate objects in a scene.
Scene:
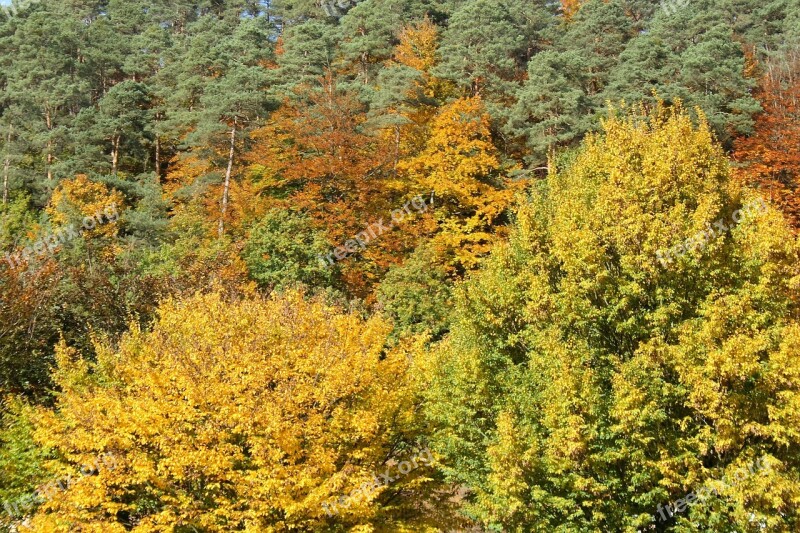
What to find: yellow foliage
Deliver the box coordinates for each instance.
[25,291,442,531]
[393,17,439,78]
[399,96,519,270]
[47,175,125,240]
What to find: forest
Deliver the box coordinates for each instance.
[0,0,799,531]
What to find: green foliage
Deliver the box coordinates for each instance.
[242,209,340,293]
[271,19,341,91]
[0,399,47,532]
[604,0,762,147]
[423,105,800,531]
[377,245,453,342]
[0,196,36,250]
[507,0,634,163]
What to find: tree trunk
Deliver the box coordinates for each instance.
[218,119,237,238]
[3,127,10,206]
[111,134,120,175]
[155,135,161,181]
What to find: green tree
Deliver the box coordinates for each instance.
[604,0,761,147]
[507,0,632,164]
[423,104,800,531]
[242,209,340,293]
[377,244,453,342]
[0,399,47,531]
[433,0,553,103]
[271,19,341,91]
[72,81,152,177]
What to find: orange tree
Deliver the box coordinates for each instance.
[734,51,800,228]
[247,75,430,296]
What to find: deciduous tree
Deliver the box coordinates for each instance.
[423,104,800,531]
[399,96,517,271]
[734,49,800,228]
[27,291,445,531]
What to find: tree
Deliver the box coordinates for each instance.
[72,81,152,177]
[46,175,124,242]
[247,76,417,296]
[376,244,453,342]
[270,20,341,91]
[0,0,90,197]
[173,15,273,237]
[508,0,633,164]
[507,50,592,164]
[26,291,446,531]
[432,0,553,106]
[0,398,48,530]
[423,104,800,531]
[242,209,341,293]
[734,48,800,227]
[399,96,517,272]
[369,17,447,171]
[0,259,62,400]
[604,0,762,148]
[338,0,414,85]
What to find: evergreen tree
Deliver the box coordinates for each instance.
[508,0,632,164]
[605,0,761,147]
[433,0,547,102]
[271,19,341,90]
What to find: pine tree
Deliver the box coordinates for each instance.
[432,0,551,103]
[508,0,632,164]
[604,0,761,147]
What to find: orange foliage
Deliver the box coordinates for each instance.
[165,150,257,239]
[399,96,519,270]
[560,0,584,20]
[0,257,62,398]
[379,19,450,176]
[247,75,428,295]
[734,51,800,228]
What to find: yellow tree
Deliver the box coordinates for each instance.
[393,17,439,77]
[422,103,800,531]
[47,175,124,241]
[25,291,449,532]
[560,0,584,20]
[399,96,518,271]
[379,18,454,166]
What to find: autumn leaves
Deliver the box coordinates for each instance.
[3,203,119,270]
[317,192,434,268]
[321,447,433,516]
[17,291,444,530]
[656,197,768,268]
[3,103,800,532]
